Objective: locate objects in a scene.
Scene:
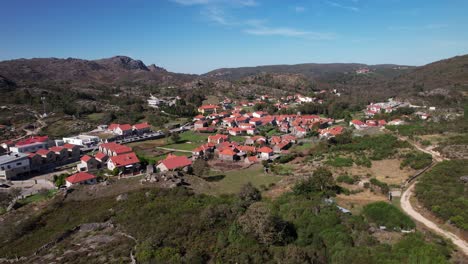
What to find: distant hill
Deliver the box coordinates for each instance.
[0,56,196,87]
[203,63,414,80]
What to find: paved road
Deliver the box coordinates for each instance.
[401,182,468,255]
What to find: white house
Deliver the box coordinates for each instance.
[63,135,100,146]
[0,153,30,180]
[65,172,97,188]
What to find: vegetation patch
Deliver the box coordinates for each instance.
[415,160,468,230]
[362,202,415,230]
[400,152,432,170]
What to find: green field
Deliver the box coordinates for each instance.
[199,164,282,195]
[18,190,58,206]
[162,131,212,151]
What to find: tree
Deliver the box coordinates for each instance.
[192,159,210,176]
[293,167,335,195]
[238,183,262,208]
[237,202,296,245]
[312,167,334,191]
[171,132,180,143]
[112,167,120,176]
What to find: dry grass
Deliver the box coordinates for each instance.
[332,159,416,186]
[336,189,387,214]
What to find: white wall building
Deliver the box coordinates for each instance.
[0,153,31,180]
[63,135,100,146]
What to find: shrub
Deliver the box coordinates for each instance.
[363,202,415,230]
[369,178,389,194]
[415,160,468,230]
[336,175,358,185]
[400,152,432,170]
[326,156,353,167]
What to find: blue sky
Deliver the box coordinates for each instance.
[1,0,468,74]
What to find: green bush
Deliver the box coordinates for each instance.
[336,175,358,185]
[363,202,415,230]
[415,160,468,230]
[400,152,432,170]
[369,178,389,194]
[326,156,353,167]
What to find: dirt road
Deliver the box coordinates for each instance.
[401,182,468,255]
[397,133,467,255]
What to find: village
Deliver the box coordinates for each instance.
[0,92,434,202]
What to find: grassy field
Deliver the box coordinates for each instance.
[162,131,212,151]
[18,189,58,206]
[202,95,220,105]
[192,164,282,196]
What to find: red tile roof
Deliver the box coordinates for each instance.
[63,143,79,150]
[66,172,96,184]
[258,147,273,153]
[351,120,365,125]
[133,122,150,130]
[109,152,140,168]
[160,156,192,170]
[220,148,237,156]
[49,146,65,153]
[81,155,93,162]
[198,104,219,110]
[16,136,48,146]
[95,152,108,161]
[36,149,52,156]
[117,124,132,131]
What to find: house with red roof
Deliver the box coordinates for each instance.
[228,127,246,136]
[350,120,366,130]
[208,134,229,144]
[273,141,291,153]
[258,146,273,160]
[65,172,97,188]
[193,115,206,121]
[194,120,208,130]
[95,152,108,164]
[49,146,68,161]
[245,136,266,146]
[115,124,133,136]
[292,126,307,138]
[133,122,151,134]
[36,149,56,163]
[99,142,133,157]
[244,156,259,164]
[78,155,101,172]
[107,152,140,171]
[27,152,42,170]
[63,144,81,159]
[10,136,50,153]
[156,155,192,172]
[198,104,219,114]
[319,126,344,139]
[218,148,238,161]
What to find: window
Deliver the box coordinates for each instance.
[17,162,22,166]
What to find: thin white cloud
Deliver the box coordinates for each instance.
[325,1,359,12]
[203,6,232,25]
[294,6,306,13]
[244,20,336,40]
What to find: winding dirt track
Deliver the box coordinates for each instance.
[397,134,468,256]
[401,182,468,255]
